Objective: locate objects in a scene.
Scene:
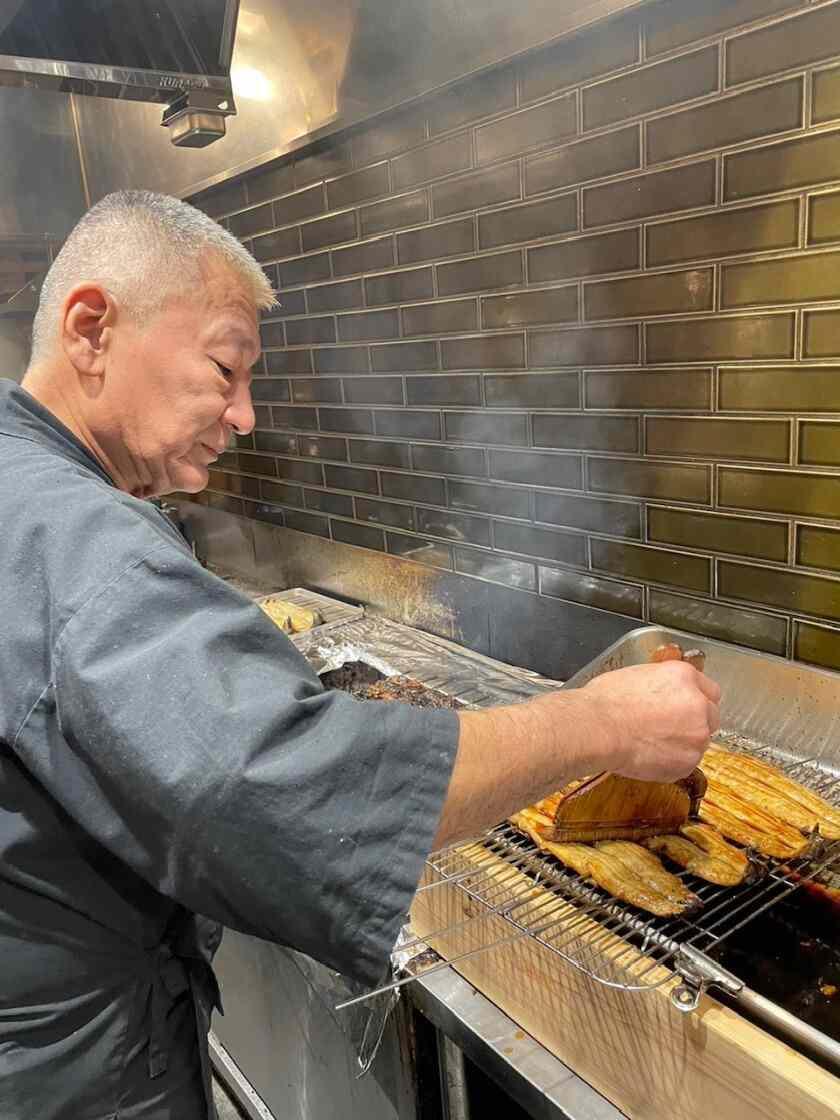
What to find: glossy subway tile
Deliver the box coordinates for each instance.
[386,532,453,569]
[303,489,354,517]
[584,268,713,321]
[796,524,840,574]
[794,620,840,672]
[361,191,429,237]
[535,491,642,538]
[312,346,370,374]
[455,547,537,591]
[349,438,411,469]
[645,417,791,462]
[343,377,404,406]
[533,413,640,453]
[475,91,578,165]
[332,236,395,277]
[406,375,481,407]
[402,299,478,337]
[644,0,799,59]
[804,309,840,358]
[725,130,840,202]
[726,3,840,86]
[525,126,640,197]
[327,164,389,210]
[591,539,711,593]
[397,218,475,264]
[648,507,788,561]
[583,46,718,132]
[374,410,442,440]
[416,507,492,547]
[273,184,326,225]
[365,267,434,307]
[331,520,386,551]
[798,420,840,467]
[813,65,840,126]
[488,448,582,489]
[721,250,840,309]
[445,411,528,446]
[530,324,640,367]
[719,366,840,412]
[649,586,788,656]
[438,251,524,296]
[647,200,798,267]
[441,333,525,370]
[589,457,711,502]
[719,559,840,624]
[585,368,711,411]
[485,372,580,409]
[337,309,400,343]
[483,287,578,329]
[317,407,374,435]
[540,565,643,618]
[529,228,640,283]
[432,163,521,219]
[371,340,438,372]
[520,14,639,104]
[584,161,716,229]
[808,190,840,246]
[356,497,415,531]
[478,195,578,250]
[306,279,364,314]
[719,467,840,518]
[412,443,487,477]
[427,65,517,136]
[646,313,795,363]
[323,463,379,494]
[493,520,587,566]
[381,471,446,505]
[449,480,531,519]
[392,133,473,190]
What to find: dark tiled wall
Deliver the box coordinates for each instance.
[188,0,840,673]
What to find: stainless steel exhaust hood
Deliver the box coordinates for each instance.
[0,0,239,146]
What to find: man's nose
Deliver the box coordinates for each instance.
[224,380,256,436]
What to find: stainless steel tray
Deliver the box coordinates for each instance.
[562,625,840,776]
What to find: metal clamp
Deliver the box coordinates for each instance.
[671,944,743,1012]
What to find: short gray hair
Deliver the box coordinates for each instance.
[31,190,275,362]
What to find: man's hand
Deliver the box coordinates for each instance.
[576,661,721,782]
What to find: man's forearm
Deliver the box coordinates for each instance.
[432,692,609,849]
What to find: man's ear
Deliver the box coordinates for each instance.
[61,283,117,381]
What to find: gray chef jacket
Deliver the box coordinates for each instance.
[0,379,460,1120]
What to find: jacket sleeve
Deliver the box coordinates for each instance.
[42,544,459,987]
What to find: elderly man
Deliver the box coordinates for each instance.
[0,191,719,1120]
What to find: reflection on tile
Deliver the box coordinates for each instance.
[412,443,487,477]
[354,108,427,164]
[799,421,840,467]
[455,547,537,591]
[797,524,840,573]
[722,251,840,308]
[584,161,716,228]
[381,471,446,505]
[273,184,326,226]
[282,508,330,538]
[284,316,336,346]
[590,457,711,502]
[726,3,840,86]
[476,92,577,164]
[349,439,410,469]
[583,46,717,131]
[318,408,374,435]
[273,458,323,486]
[371,340,438,372]
[393,134,472,190]
[719,560,840,623]
[271,289,307,318]
[521,14,639,103]
[533,414,639,453]
[276,251,331,287]
[591,539,711,592]
[535,491,641,537]
[804,310,840,358]
[540,565,643,618]
[645,0,798,59]
[312,346,369,374]
[647,201,798,267]
[337,309,400,342]
[646,313,794,363]
[813,65,840,125]
[445,411,528,446]
[374,410,442,440]
[406,375,481,406]
[530,324,639,367]
[343,377,404,406]
[301,211,357,252]
[719,366,840,412]
[228,203,273,239]
[332,236,395,277]
[327,164,389,210]
[271,406,317,431]
[365,267,435,307]
[244,162,295,205]
[441,333,525,370]
[526,127,640,196]
[648,507,788,561]
[489,448,581,488]
[483,287,578,329]
[646,417,790,462]
[323,463,379,494]
[585,269,713,321]
[306,280,364,314]
[494,521,586,566]
[478,195,578,250]
[331,520,386,551]
[303,489,354,517]
[361,191,429,237]
[265,350,313,375]
[294,142,353,187]
[416,507,491,546]
[254,431,299,455]
[725,130,840,201]
[433,163,521,218]
[485,373,579,409]
[438,251,523,296]
[403,299,478,336]
[649,587,787,655]
[794,620,840,671]
[298,435,347,460]
[427,65,517,135]
[251,379,291,403]
[398,218,475,264]
[261,480,304,507]
[585,369,711,410]
[647,78,802,165]
[529,228,640,283]
[236,453,277,477]
[386,532,453,569]
[291,378,342,404]
[719,467,840,518]
[356,497,415,531]
[449,480,530,519]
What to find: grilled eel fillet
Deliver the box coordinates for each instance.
[646,823,749,887]
[510,809,699,917]
[704,746,840,841]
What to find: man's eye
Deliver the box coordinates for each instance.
[214,361,233,378]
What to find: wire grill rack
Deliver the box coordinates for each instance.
[414,750,840,1000]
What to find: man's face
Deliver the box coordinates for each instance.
[102,258,260,498]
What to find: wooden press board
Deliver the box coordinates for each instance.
[410,845,840,1120]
